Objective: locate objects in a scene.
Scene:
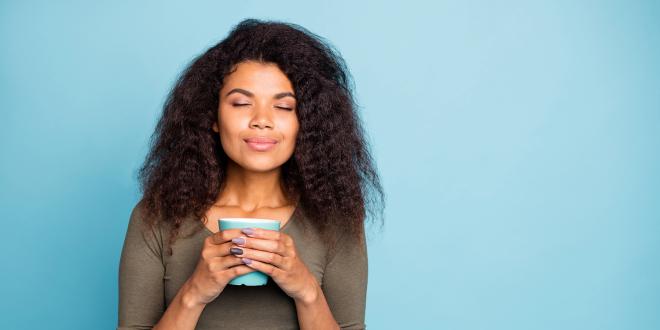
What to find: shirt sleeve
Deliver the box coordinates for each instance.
[117,202,166,330]
[321,231,369,330]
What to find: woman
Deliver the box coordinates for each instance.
[118,19,384,330]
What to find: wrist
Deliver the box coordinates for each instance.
[296,278,320,306]
[180,281,207,310]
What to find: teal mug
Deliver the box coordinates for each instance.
[218,217,281,286]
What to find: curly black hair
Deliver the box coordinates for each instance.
[137,18,384,255]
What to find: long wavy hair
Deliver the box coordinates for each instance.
[137,18,384,255]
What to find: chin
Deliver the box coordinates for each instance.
[235,159,284,173]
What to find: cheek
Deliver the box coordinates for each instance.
[219,109,244,133]
[218,111,245,148]
[282,118,300,143]
[291,125,299,142]
[286,126,299,155]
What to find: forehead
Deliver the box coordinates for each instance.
[222,61,293,92]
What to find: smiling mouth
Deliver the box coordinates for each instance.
[243,138,278,151]
[244,137,278,144]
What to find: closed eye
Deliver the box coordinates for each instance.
[232,103,293,111]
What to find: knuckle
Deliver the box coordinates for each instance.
[205,260,216,272]
[231,267,242,277]
[266,266,276,276]
[212,272,225,283]
[207,260,219,272]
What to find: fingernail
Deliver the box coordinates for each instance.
[230,247,243,255]
[232,237,245,246]
[242,228,255,236]
[242,258,252,265]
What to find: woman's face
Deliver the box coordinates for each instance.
[213,60,299,173]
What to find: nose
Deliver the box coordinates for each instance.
[249,104,274,129]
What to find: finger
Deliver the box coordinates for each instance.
[235,236,291,256]
[229,246,285,268]
[242,227,282,241]
[220,265,256,280]
[209,229,244,245]
[241,258,283,278]
[207,255,244,272]
[202,241,240,259]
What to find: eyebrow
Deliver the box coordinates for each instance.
[225,88,295,100]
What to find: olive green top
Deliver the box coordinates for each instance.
[117,201,368,329]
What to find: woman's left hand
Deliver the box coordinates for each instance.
[230,228,318,302]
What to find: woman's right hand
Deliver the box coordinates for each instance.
[182,229,255,306]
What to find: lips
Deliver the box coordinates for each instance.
[244,136,278,151]
[244,136,278,144]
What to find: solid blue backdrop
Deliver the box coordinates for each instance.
[1,1,658,329]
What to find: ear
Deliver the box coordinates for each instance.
[212,122,219,133]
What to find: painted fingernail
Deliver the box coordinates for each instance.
[230,247,243,255]
[242,228,255,236]
[232,237,245,246]
[242,258,252,265]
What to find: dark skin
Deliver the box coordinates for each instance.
[153,61,339,330]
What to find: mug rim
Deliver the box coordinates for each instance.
[219,218,280,223]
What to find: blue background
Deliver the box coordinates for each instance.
[1,1,658,329]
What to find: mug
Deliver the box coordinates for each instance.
[219,217,281,286]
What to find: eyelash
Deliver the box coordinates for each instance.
[232,104,293,111]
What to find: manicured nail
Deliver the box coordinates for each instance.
[230,247,243,255]
[242,228,255,236]
[232,237,245,246]
[242,258,252,265]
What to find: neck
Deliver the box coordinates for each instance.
[215,160,291,212]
